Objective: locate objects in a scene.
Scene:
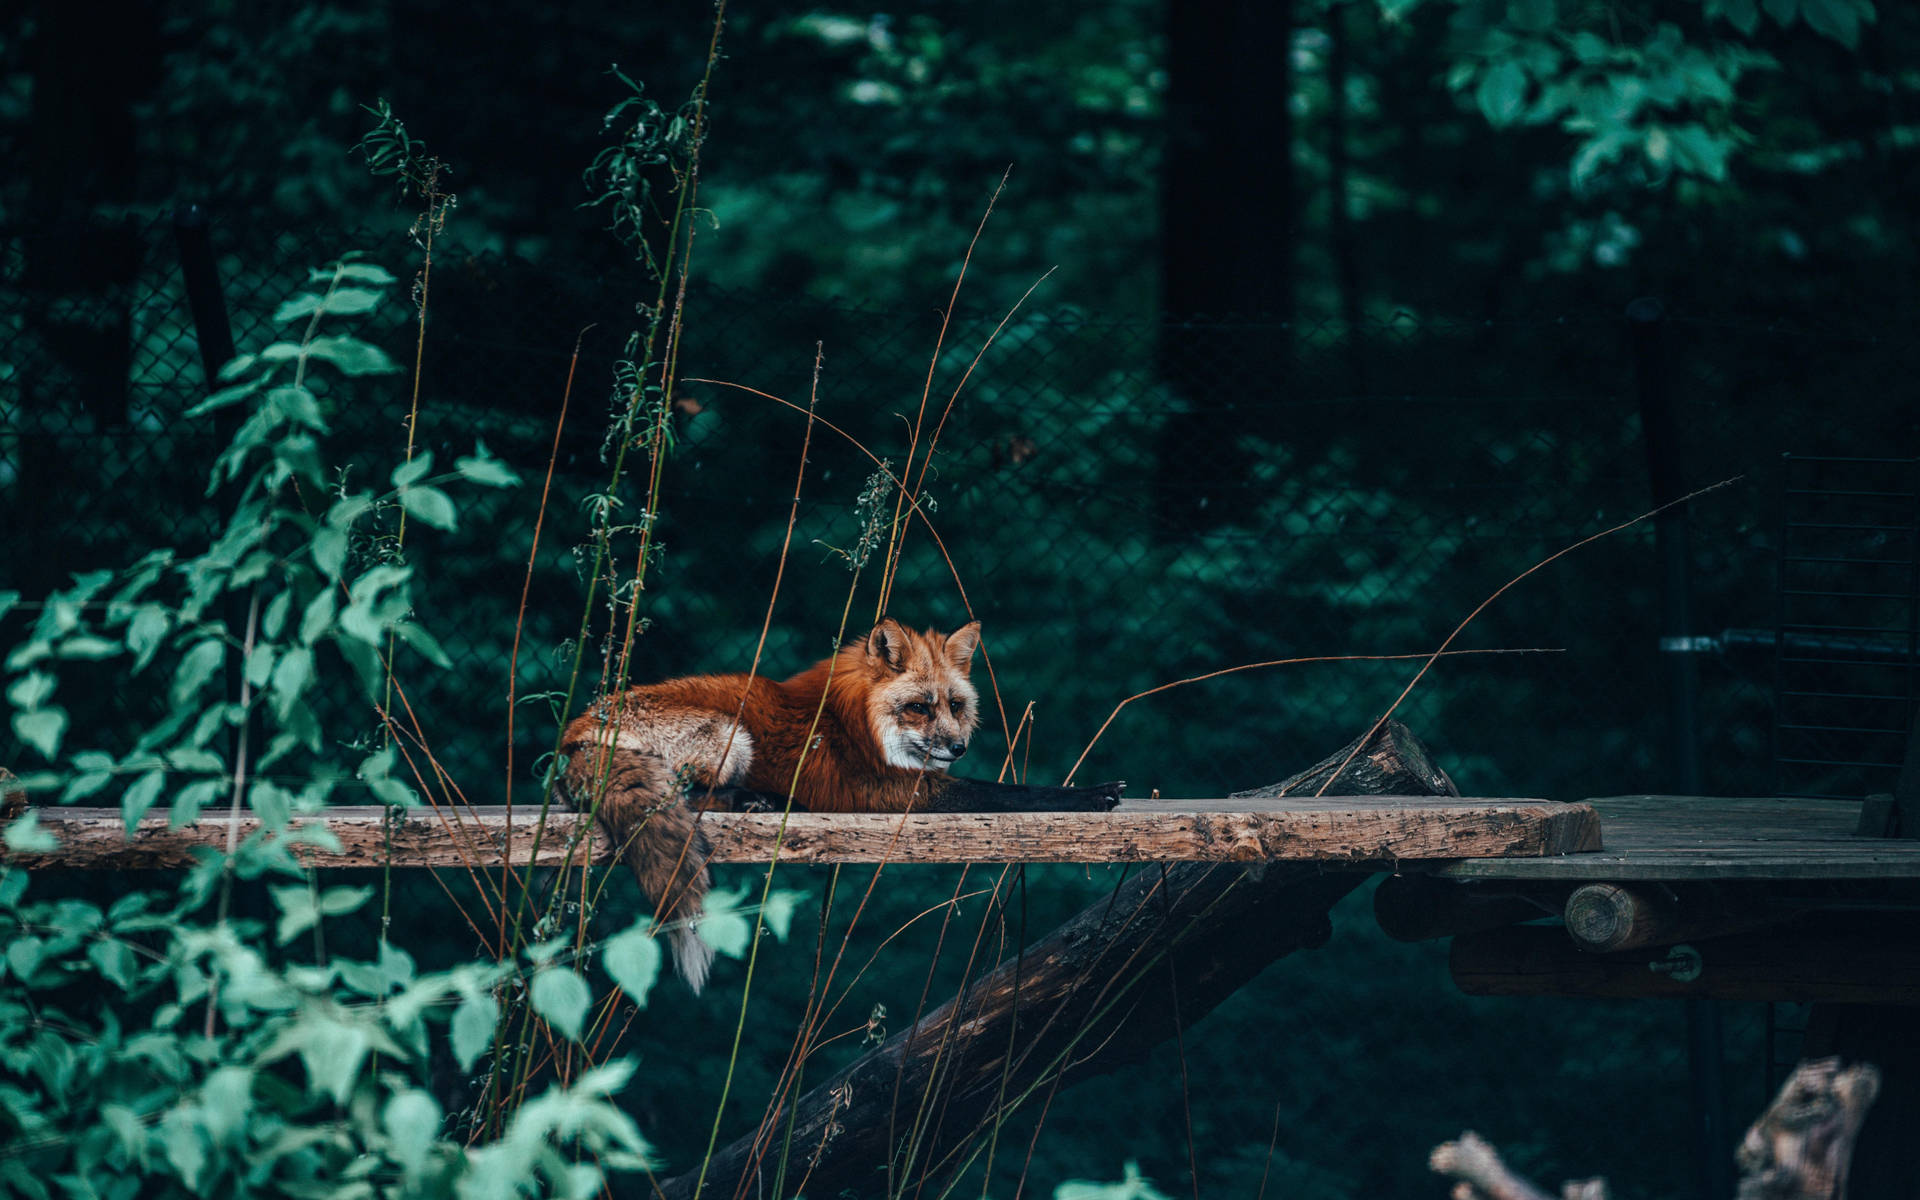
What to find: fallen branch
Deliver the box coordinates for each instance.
[663,721,1457,1200]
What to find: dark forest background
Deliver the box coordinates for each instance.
[4,1,1918,1197]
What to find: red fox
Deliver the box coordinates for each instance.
[561,619,1123,991]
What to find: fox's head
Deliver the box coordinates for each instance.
[859,618,983,771]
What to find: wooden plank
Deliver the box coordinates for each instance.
[699,796,1599,864]
[3,796,1599,869]
[1428,795,1920,881]
[1,806,607,871]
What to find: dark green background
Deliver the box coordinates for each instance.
[5,2,1917,1196]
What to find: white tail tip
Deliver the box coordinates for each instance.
[672,926,715,995]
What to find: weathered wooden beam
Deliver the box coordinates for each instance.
[660,721,1460,1200]
[1561,881,1794,954]
[4,795,1598,870]
[0,806,607,871]
[1373,873,1555,943]
[1430,795,1920,881]
[1450,918,1920,1004]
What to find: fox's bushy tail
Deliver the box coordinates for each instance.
[561,736,717,994]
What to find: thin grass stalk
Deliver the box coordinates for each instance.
[498,327,586,954]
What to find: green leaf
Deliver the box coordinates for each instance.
[1708,0,1762,34]
[456,450,520,488]
[275,286,385,324]
[340,564,412,639]
[310,527,349,579]
[6,935,44,981]
[269,647,315,720]
[171,640,227,707]
[170,778,225,828]
[56,635,120,661]
[89,938,138,990]
[1761,0,1798,22]
[126,607,170,672]
[250,780,294,830]
[159,1106,207,1190]
[3,812,57,855]
[300,1017,371,1105]
[12,708,67,760]
[259,590,292,641]
[201,1066,253,1142]
[450,993,499,1071]
[530,968,591,1042]
[100,1102,148,1164]
[304,335,400,376]
[299,589,337,644]
[244,642,276,689]
[601,925,661,1009]
[318,885,373,917]
[331,262,398,285]
[359,744,397,780]
[59,767,113,804]
[326,492,375,530]
[272,294,323,324]
[1475,61,1530,128]
[761,890,799,940]
[8,672,56,710]
[697,888,753,960]
[187,376,266,419]
[369,778,417,808]
[392,451,435,489]
[399,485,457,531]
[265,385,328,432]
[1799,0,1867,46]
[393,621,452,668]
[384,1090,442,1176]
[121,770,166,831]
[0,591,19,623]
[1506,0,1555,33]
[271,885,319,944]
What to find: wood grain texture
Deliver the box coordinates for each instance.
[1429,795,1920,880]
[4,797,1598,869]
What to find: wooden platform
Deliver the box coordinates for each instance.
[4,795,1598,870]
[1425,794,1920,881]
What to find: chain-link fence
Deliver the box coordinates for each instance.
[5,213,1919,814]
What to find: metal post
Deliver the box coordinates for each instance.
[1629,296,1730,1200]
[170,206,237,399]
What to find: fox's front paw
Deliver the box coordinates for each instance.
[1082,780,1124,811]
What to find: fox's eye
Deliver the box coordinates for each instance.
[905,701,931,716]
[949,700,965,715]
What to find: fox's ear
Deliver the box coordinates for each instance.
[866,618,911,672]
[945,621,981,671]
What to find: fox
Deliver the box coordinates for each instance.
[560,618,1123,992]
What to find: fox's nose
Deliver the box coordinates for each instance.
[948,740,967,758]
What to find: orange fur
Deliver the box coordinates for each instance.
[561,619,1120,991]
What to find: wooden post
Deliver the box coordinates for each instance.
[1561,882,1794,954]
[658,722,1459,1200]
